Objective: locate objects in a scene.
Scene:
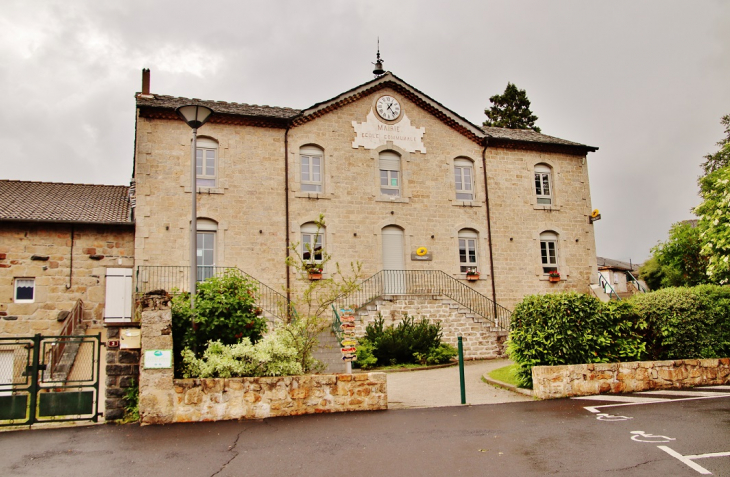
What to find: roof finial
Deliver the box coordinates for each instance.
[372,38,385,76]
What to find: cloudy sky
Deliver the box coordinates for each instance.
[2,0,729,263]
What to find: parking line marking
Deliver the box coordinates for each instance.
[636,390,730,397]
[658,446,713,474]
[581,393,730,415]
[686,451,730,460]
[573,395,669,403]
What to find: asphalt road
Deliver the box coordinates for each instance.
[1,387,728,476]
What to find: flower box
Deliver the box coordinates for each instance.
[466,273,480,281]
[549,276,560,283]
[308,272,322,280]
[548,271,561,283]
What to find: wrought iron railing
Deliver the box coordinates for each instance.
[48,299,85,378]
[598,272,621,301]
[626,271,647,293]
[135,266,288,320]
[334,270,511,331]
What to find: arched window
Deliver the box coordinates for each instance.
[196,137,218,188]
[301,222,325,265]
[379,151,401,196]
[300,145,323,192]
[534,163,552,205]
[458,229,479,273]
[197,218,218,281]
[454,158,474,201]
[540,231,558,274]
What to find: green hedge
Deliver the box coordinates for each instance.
[508,286,730,387]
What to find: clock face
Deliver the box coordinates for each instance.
[376,95,401,121]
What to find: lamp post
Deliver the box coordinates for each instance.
[175,104,213,311]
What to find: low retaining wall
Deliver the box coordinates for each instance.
[532,358,730,400]
[139,307,387,425]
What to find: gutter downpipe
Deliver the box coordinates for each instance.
[284,124,291,316]
[66,224,75,289]
[481,138,498,317]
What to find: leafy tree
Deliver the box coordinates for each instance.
[695,166,730,284]
[483,82,541,133]
[639,221,709,289]
[700,114,730,176]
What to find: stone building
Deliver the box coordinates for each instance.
[0,180,134,335]
[133,71,599,358]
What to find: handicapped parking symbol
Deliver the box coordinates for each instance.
[630,430,676,443]
[596,413,633,421]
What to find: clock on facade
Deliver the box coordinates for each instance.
[376,95,401,121]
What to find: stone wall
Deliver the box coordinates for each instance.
[532,358,730,400]
[138,306,386,425]
[104,324,141,421]
[0,222,134,335]
[354,294,507,359]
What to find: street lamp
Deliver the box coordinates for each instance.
[175,104,213,310]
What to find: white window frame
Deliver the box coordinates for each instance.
[454,158,474,201]
[379,151,401,197]
[458,229,479,273]
[540,231,558,274]
[197,219,217,281]
[196,137,218,188]
[300,145,323,193]
[301,222,325,266]
[14,278,35,303]
[534,164,552,205]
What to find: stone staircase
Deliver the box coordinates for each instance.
[312,330,347,374]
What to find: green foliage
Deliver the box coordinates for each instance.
[488,364,520,387]
[507,293,646,387]
[483,82,541,133]
[355,339,378,369]
[121,379,139,423]
[181,325,304,378]
[640,221,709,289]
[363,314,448,366]
[629,285,730,360]
[695,166,730,285]
[700,114,730,176]
[171,270,268,375]
[414,343,458,366]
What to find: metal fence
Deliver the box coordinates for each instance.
[135,266,288,320]
[334,270,512,331]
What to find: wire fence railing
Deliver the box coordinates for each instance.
[334,270,511,331]
[135,266,288,320]
[598,271,621,301]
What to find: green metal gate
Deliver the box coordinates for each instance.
[0,333,101,426]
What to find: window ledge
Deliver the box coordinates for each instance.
[294,192,330,200]
[539,276,565,281]
[534,204,561,211]
[452,201,482,208]
[376,196,410,204]
[184,186,225,195]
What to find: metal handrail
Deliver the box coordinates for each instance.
[334,270,511,331]
[49,299,84,377]
[626,271,647,293]
[598,272,621,301]
[135,266,288,320]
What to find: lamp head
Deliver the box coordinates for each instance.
[175,104,213,129]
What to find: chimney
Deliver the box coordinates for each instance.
[142,68,150,95]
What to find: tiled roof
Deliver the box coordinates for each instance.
[0,180,132,224]
[483,126,597,151]
[136,94,301,120]
[597,256,640,271]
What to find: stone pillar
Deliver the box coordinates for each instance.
[139,306,175,425]
[104,325,141,421]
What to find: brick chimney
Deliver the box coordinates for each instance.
[142,68,150,95]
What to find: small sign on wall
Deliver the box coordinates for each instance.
[144,349,173,369]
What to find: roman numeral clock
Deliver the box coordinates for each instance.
[376,95,401,121]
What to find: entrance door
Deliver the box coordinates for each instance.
[104,268,133,323]
[382,226,405,294]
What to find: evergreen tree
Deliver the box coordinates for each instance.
[483,82,541,133]
[699,115,730,176]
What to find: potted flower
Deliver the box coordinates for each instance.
[304,263,323,280]
[465,268,480,281]
[548,270,561,283]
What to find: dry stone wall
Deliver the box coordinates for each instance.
[532,358,730,400]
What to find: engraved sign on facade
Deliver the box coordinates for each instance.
[352,110,426,153]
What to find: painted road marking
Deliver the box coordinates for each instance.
[656,446,730,475]
[636,390,730,397]
[574,395,669,403]
[595,413,632,421]
[630,430,675,443]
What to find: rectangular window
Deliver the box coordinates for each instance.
[301,154,322,192]
[535,172,552,205]
[302,233,323,263]
[540,240,558,274]
[455,165,474,201]
[196,147,217,187]
[380,170,400,196]
[459,238,477,273]
[196,232,215,281]
[14,278,35,303]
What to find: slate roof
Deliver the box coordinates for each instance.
[483,126,596,150]
[0,180,132,224]
[136,94,300,120]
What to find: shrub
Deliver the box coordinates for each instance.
[181,325,303,378]
[363,314,446,366]
[508,293,646,387]
[355,339,378,369]
[630,285,730,360]
[171,270,268,375]
[414,343,458,365]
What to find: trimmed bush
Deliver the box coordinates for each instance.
[630,285,730,360]
[360,314,452,367]
[508,293,646,387]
